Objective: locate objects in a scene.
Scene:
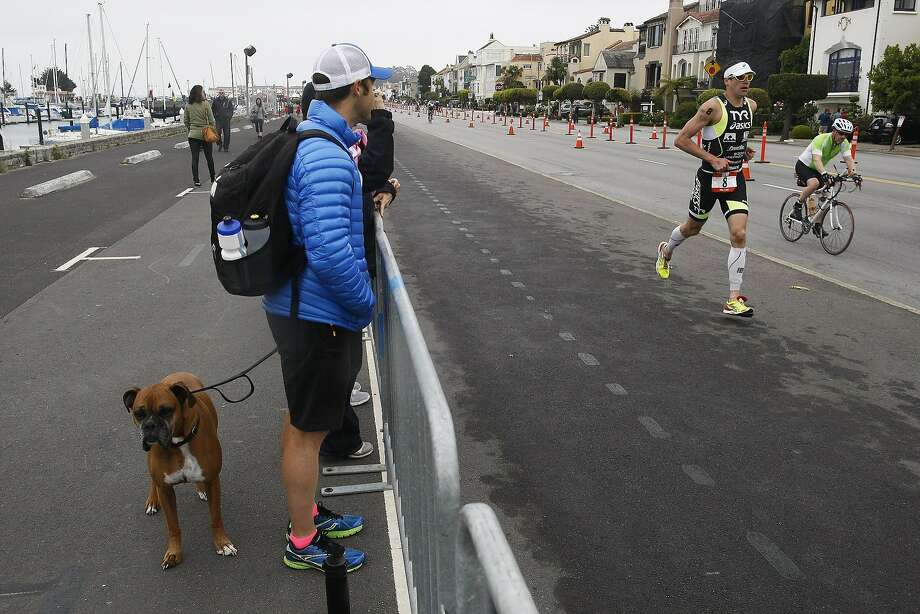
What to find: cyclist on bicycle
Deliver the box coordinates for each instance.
[427,101,435,122]
[793,117,857,236]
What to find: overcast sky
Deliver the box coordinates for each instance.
[2,0,666,97]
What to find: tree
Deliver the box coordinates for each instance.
[39,67,76,93]
[433,76,446,97]
[418,65,436,95]
[541,84,559,102]
[1,80,15,97]
[868,44,920,145]
[583,81,610,114]
[767,73,828,141]
[499,65,524,90]
[653,76,696,112]
[544,57,567,86]
[458,89,470,105]
[556,82,584,102]
[696,88,724,105]
[605,87,631,105]
[779,36,809,74]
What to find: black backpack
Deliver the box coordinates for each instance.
[209,116,349,303]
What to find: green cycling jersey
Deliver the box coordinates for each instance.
[798,132,851,170]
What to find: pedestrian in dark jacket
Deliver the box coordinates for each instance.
[212,89,235,151]
[301,81,399,459]
[183,84,216,187]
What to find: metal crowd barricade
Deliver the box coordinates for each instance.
[371,214,539,614]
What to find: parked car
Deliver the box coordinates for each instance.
[868,114,917,145]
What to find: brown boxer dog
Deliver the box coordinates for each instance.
[122,372,237,569]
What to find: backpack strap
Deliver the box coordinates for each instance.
[286,129,351,320]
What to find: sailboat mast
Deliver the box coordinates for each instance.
[145,23,150,109]
[52,39,60,104]
[98,3,111,121]
[230,52,235,104]
[86,13,97,116]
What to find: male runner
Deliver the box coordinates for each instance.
[655,61,758,317]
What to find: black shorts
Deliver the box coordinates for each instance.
[689,168,749,222]
[266,313,363,433]
[795,160,825,188]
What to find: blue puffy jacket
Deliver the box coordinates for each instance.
[262,100,374,331]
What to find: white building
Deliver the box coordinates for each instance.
[807,0,919,112]
[591,41,639,89]
[671,3,720,88]
[469,34,539,100]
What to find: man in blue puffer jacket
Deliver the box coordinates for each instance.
[263,43,391,574]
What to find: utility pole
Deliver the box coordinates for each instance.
[145,23,150,111]
[230,52,235,105]
[52,39,60,104]
[1,47,6,127]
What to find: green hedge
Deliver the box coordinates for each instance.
[791,124,814,139]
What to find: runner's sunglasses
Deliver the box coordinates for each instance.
[729,73,755,82]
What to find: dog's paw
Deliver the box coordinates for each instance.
[216,543,238,556]
[145,503,158,515]
[197,490,208,502]
[161,549,182,570]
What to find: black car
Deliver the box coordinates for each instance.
[868,114,917,145]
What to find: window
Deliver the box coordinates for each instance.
[711,26,718,50]
[495,65,502,76]
[645,62,661,88]
[824,0,874,14]
[614,73,627,88]
[648,24,664,47]
[584,43,590,56]
[828,48,861,91]
[894,0,916,9]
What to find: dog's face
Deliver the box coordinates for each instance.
[122,383,196,451]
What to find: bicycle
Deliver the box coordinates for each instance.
[779,172,862,255]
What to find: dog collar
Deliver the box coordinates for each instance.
[170,420,200,448]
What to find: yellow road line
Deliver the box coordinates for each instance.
[399,122,920,317]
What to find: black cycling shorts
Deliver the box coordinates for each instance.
[689,168,749,222]
[795,160,826,188]
[266,313,363,433]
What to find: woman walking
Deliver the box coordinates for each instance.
[250,97,266,138]
[184,84,216,187]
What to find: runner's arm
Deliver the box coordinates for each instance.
[675,98,727,171]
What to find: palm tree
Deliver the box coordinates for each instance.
[653,76,696,112]
[499,65,524,90]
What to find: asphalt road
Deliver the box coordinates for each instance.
[383,123,920,613]
[392,108,920,315]
[0,117,401,613]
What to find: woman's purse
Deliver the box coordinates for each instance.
[203,124,221,144]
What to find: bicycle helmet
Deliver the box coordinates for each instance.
[832,117,854,134]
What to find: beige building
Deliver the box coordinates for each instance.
[634,0,693,95]
[509,54,544,90]
[553,17,639,83]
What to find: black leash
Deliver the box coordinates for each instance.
[187,348,278,403]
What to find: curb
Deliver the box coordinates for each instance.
[174,141,190,149]
[122,150,162,165]
[20,170,96,198]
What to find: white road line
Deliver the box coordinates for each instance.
[746,532,805,580]
[638,158,668,166]
[681,464,715,486]
[179,244,206,267]
[605,383,627,395]
[54,247,103,272]
[85,256,141,262]
[762,183,799,192]
[511,281,525,288]
[578,352,599,366]
[559,332,575,341]
[638,416,671,439]
[500,269,512,275]
[364,328,412,614]
[175,187,194,198]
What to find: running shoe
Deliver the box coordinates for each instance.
[790,202,803,221]
[287,503,365,540]
[722,296,754,318]
[283,533,365,573]
[655,242,670,279]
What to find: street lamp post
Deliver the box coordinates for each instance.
[243,45,256,114]
[286,72,293,114]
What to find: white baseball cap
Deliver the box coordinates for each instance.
[724,61,755,79]
[312,43,393,91]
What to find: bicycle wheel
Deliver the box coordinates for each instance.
[779,194,806,242]
[820,201,855,255]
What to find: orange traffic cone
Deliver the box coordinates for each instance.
[508,123,515,136]
[574,130,585,149]
[650,124,658,140]
[742,160,753,181]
